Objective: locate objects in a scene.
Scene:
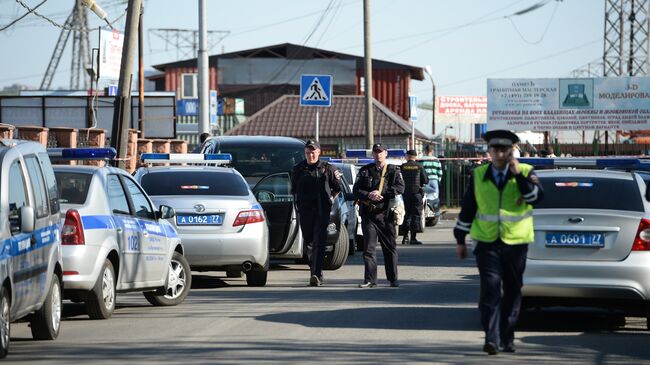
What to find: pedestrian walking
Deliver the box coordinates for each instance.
[399,149,428,245]
[421,145,443,203]
[291,139,342,287]
[454,130,544,355]
[354,143,405,288]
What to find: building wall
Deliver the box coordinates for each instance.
[355,69,411,121]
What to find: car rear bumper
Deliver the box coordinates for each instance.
[62,244,103,290]
[180,223,269,268]
[523,251,650,301]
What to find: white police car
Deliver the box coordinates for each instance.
[51,148,191,319]
[134,153,270,286]
[0,140,64,358]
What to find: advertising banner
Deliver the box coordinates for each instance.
[487,77,650,131]
[438,96,487,115]
[99,29,124,81]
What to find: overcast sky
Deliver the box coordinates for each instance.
[0,0,604,103]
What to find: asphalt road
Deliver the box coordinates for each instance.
[6,220,650,364]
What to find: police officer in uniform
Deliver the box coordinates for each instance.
[454,130,543,355]
[354,143,405,288]
[291,140,341,287]
[400,149,429,245]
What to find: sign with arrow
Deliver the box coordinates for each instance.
[300,75,332,107]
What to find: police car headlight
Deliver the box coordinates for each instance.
[327,223,337,234]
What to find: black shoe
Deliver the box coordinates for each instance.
[358,282,377,288]
[309,275,322,287]
[501,342,515,353]
[483,342,499,355]
[409,240,423,245]
[389,280,399,287]
[401,236,408,245]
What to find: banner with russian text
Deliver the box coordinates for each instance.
[438,96,487,115]
[487,77,650,131]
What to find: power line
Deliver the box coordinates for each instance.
[0,0,47,31]
[14,0,126,32]
[506,0,560,44]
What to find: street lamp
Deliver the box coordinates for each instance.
[424,65,436,136]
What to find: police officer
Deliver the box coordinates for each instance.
[291,140,341,287]
[354,143,405,288]
[454,130,543,355]
[400,149,429,245]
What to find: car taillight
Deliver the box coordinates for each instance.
[62,209,85,245]
[233,210,265,227]
[632,218,650,251]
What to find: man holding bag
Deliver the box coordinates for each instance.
[353,143,405,288]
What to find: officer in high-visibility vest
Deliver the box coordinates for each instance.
[454,130,544,355]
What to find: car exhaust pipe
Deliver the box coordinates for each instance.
[242,261,253,272]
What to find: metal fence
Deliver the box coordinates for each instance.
[439,158,488,207]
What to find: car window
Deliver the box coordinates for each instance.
[8,161,28,235]
[140,170,248,196]
[55,171,92,205]
[107,174,130,215]
[206,142,304,177]
[535,176,644,211]
[38,153,59,214]
[254,174,293,202]
[122,177,155,220]
[24,156,49,218]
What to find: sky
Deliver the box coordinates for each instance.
[0,0,604,104]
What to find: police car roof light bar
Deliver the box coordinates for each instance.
[518,157,650,170]
[322,157,375,165]
[140,153,232,165]
[47,147,117,160]
[345,149,407,158]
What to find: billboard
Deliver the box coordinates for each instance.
[99,29,124,81]
[438,96,487,115]
[488,77,650,131]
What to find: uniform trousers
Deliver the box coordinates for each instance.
[402,192,423,237]
[474,240,528,347]
[298,206,329,280]
[361,211,398,284]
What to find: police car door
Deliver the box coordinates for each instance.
[252,173,301,257]
[106,174,137,286]
[22,156,53,308]
[121,176,167,286]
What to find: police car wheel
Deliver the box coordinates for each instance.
[324,225,349,270]
[86,260,116,320]
[246,270,267,287]
[143,252,192,306]
[30,273,62,340]
[0,286,9,358]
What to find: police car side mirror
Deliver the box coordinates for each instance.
[158,205,175,220]
[19,206,35,233]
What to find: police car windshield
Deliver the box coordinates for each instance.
[213,145,304,177]
[55,172,92,205]
[140,170,249,196]
[534,176,643,211]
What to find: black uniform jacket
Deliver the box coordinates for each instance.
[290,159,341,210]
[401,160,429,195]
[353,162,405,216]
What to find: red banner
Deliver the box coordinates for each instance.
[438,96,487,115]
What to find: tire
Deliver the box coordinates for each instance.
[30,273,62,340]
[324,225,349,270]
[143,252,191,306]
[0,286,10,358]
[85,259,116,320]
[245,270,268,287]
[425,217,435,227]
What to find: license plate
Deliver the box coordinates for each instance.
[545,232,604,247]
[176,214,223,226]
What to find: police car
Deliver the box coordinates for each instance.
[0,140,64,358]
[51,148,191,319]
[134,153,269,286]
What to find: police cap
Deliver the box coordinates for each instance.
[406,149,417,156]
[483,130,519,147]
[305,139,321,150]
[372,143,387,152]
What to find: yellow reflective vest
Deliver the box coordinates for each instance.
[469,163,534,244]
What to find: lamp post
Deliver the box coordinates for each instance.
[424,65,436,136]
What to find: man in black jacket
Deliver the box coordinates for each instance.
[291,140,341,287]
[400,149,429,245]
[353,143,405,288]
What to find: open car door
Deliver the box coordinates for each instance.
[252,172,302,257]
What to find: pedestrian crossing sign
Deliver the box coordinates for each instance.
[300,74,332,107]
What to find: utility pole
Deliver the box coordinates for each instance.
[363,0,373,148]
[198,0,210,135]
[110,0,142,169]
[138,2,145,138]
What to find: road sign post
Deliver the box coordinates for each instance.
[300,75,332,142]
